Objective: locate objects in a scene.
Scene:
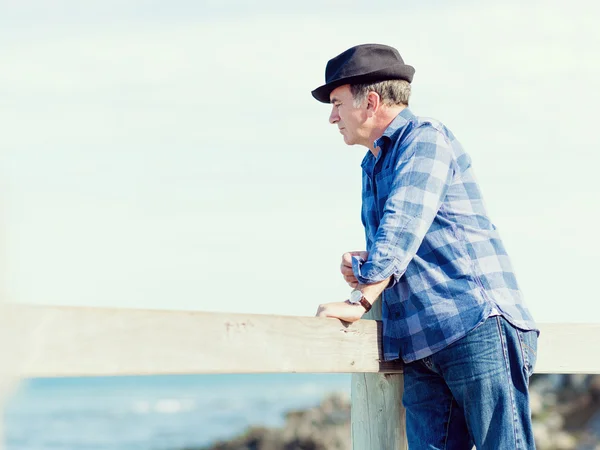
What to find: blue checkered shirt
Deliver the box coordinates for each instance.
[352,108,537,363]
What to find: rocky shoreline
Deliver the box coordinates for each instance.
[193,393,350,450]
[187,375,600,450]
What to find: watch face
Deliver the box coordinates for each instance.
[349,289,362,304]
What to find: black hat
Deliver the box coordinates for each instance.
[311,43,415,104]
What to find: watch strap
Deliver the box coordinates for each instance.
[359,297,372,312]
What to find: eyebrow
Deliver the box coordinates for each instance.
[330,97,341,104]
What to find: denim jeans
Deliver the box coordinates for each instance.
[402,315,538,449]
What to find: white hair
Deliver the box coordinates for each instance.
[350,79,411,107]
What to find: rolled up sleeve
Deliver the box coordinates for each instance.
[352,126,455,286]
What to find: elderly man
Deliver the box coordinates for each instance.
[313,44,539,449]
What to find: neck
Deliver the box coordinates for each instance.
[368,105,406,157]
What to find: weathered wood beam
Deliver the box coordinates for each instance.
[4,305,599,378]
[11,305,401,378]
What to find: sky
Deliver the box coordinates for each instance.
[2,0,599,323]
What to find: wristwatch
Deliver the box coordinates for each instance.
[349,289,372,312]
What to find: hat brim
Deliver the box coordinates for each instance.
[311,64,415,104]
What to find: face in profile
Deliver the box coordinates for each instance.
[328,85,370,147]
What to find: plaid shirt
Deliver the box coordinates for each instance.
[352,108,537,362]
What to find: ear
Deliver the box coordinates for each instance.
[366,91,381,115]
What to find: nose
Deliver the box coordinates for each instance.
[329,106,339,124]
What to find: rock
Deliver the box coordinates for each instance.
[533,421,552,449]
[553,431,577,450]
[196,394,351,450]
[531,390,544,417]
[545,412,565,431]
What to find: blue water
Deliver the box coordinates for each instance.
[3,374,351,450]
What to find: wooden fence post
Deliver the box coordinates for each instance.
[351,298,408,449]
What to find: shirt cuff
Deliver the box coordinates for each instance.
[351,255,399,287]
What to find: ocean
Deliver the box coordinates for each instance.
[3,373,351,450]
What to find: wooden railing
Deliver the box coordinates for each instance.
[4,303,600,449]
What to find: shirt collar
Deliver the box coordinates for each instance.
[362,107,415,172]
[373,107,414,149]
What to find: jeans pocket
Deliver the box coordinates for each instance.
[517,329,538,378]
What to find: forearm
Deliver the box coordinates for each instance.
[356,277,392,304]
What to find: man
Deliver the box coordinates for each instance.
[312,44,539,449]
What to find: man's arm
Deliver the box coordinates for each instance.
[315,276,390,322]
[315,251,387,323]
[352,125,455,286]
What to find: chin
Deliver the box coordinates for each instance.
[342,135,355,146]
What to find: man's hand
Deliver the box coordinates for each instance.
[341,251,368,288]
[315,301,366,323]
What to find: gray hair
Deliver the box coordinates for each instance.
[350,79,411,107]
